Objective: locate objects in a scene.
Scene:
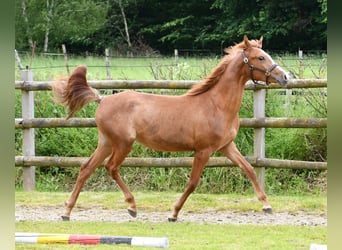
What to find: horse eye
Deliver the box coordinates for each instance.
[258,56,265,61]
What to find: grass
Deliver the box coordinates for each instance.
[15,222,326,250]
[16,55,217,81]
[15,191,326,250]
[16,53,327,81]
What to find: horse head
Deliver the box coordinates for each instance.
[241,35,289,86]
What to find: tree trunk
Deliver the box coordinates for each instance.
[43,0,54,52]
[118,0,133,57]
[43,29,49,52]
[21,0,33,49]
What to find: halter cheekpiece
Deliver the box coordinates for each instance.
[241,50,278,86]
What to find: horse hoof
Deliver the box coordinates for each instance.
[168,217,177,222]
[128,209,137,218]
[61,215,70,221]
[262,207,273,214]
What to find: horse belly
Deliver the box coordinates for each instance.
[135,124,195,152]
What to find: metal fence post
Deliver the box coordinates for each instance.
[253,88,266,190]
[21,69,35,190]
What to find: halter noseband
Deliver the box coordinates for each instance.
[241,50,278,85]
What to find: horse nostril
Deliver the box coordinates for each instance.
[284,74,288,81]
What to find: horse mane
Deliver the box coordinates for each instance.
[186,38,261,96]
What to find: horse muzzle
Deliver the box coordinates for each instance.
[272,67,291,87]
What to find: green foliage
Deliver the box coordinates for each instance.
[264,88,327,161]
[15,0,108,52]
[15,0,326,55]
[262,88,327,195]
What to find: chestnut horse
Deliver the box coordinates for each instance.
[52,36,289,221]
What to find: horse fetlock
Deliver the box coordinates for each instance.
[64,200,74,208]
[125,196,135,204]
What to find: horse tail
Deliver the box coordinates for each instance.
[52,65,102,119]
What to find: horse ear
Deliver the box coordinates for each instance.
[258,36,263,48]
[243,35,250,49]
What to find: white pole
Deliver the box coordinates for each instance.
[21,69,35,190]
[253,89,266,190]
[174,49,179,66]
[105,48,112,80]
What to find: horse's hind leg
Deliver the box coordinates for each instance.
[105,144,137,217]
[62,142,112,221]
[219,142,272,213]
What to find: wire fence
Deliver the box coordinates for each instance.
[15,46,327,83]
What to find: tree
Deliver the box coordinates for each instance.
[317,0,327,23]
[16,0,33,49]
[15,0,109,52]
[106,0,136,56]
[137,0,220,54]
[210,0,326,51]
[42,0,55,52]
[15,0,326,54]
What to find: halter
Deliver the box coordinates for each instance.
[241,50,278,85]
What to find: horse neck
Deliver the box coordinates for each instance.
[207,59,249,114]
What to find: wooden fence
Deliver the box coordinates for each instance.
[15,70,327,191]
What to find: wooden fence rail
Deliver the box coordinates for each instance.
[15,117,327,129]
[15,156,327,170]
[15,71,327,191]
[15,78,327,91]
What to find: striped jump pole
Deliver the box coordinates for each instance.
[15,232,169,248]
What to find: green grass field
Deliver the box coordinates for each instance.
[16,52,327,81]
[15,222,326,250]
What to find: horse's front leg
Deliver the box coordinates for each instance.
[169,150,211,222]
[219,142,272,213]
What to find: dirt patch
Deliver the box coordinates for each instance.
[15,204,326,226]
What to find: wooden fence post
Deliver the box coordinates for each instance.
[253,88,266,190]
[105,48,112,80]
[174,49,179,66]
[62,44,70,75]
[21,69,35,190]
[298,49,303,78]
